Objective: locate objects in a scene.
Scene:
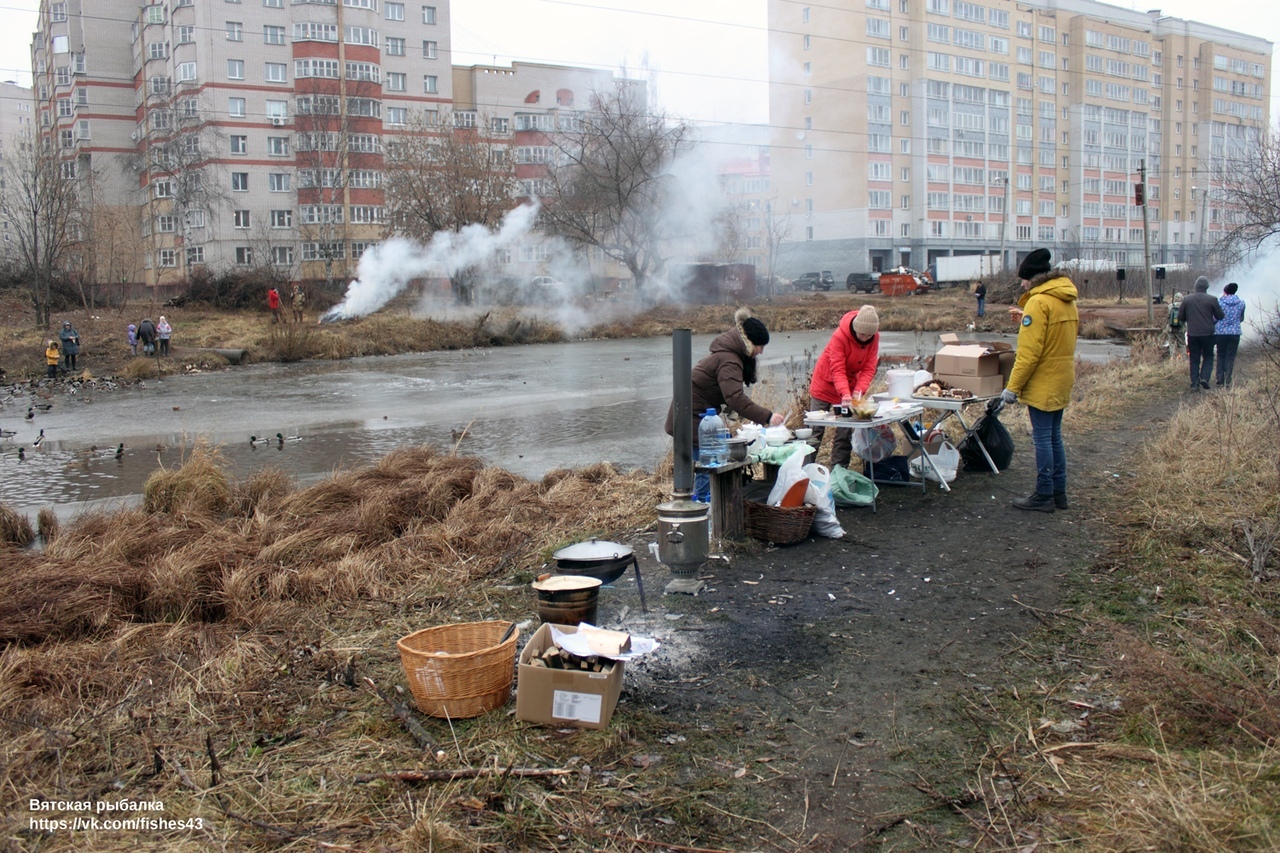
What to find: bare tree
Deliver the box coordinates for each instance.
[383,108,518,305]
[0,140,85,327]
[1213,123,1276,266]
[761,198,792,299]
[540,82,692,293]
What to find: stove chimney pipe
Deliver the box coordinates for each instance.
[671,328,694,497]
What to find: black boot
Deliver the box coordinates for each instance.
[1053,492,1069,510]
[1012,492,1056,513]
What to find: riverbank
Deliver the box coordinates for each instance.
[0,287,1154,382]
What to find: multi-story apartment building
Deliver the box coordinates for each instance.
[0,80,37,259]
[768,0,1271,276]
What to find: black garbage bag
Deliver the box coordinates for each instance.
[960,401,1015,472]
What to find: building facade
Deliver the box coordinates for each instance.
[0,80,37,259]
[767,0,1271,277]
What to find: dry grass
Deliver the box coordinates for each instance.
[35,507,58,542]
[0,503,35,548]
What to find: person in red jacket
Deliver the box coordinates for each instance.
[808,305,881,469]
[267,287,282,324]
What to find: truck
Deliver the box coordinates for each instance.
[877,267,932,296]
[929,255,1003,288]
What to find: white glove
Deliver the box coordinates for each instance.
[1000,388,1018,404]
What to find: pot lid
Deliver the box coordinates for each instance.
[532,575,602,592]
[553,537,633,562]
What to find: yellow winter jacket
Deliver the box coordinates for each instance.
[1006,274,1079,412]
[45,344,60,366]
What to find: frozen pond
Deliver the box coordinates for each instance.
[0,330,1128,519]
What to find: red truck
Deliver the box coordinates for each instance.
[876,267,932,296]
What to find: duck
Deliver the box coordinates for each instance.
[114,443,124,460]
[276,433,302,443]
[17,447,24,461]
[32,429,44,446]
[0,428,15,440]
[249,435,271,446]
[25,407,34,420]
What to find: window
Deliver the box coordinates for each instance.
[186,247,205,265]
[294,22,337,41]
[386,72,406,91]
[227,59,244,80]
[153,180,173,198]
[345,61,380,82]
[233,210,251,229]
[422,5,436,24]
[271,209,292,227]
[176,25,195,44]
[385,1,404,19]
[177,62,197,82]
[422,40,437,58]
[867,47,890,67]
[264,25,285,44]
[269,173,290,192]
[296,59,340,78]
[867,18,890,39]
[231,172,248,191]
[228,97,245,117]
[156,215,176,232]
[272,246,294,266]
[235,247,253,266]
[146,42,168,60]
[267,136,289,156]
[51,2,67,21]
[145,5,165,24]
[158,249,177,268]
[346,26,379,46]
[386,36,405,55]
[423,74,438,93]
[226,21,243,40]
[231,135,247,154]
[265,62,287,82]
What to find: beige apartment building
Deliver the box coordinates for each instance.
[29,0,628,289]
[768,0,1271,278]
[0,80,37,260]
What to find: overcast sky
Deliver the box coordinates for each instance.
[0,0,1275,126]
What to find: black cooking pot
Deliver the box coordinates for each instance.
[552,539,637,584]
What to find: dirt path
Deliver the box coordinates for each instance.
[604,382,1187,850]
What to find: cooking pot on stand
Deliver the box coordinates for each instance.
[551,538,647,611]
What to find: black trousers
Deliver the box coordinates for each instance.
[1186,335,1214,387]
[1215,334,1240,386]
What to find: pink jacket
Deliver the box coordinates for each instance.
[809,310,880,404]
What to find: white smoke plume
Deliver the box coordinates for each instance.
[1213,239,1280,342]
[322,202,540,320]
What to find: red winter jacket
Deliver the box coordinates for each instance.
[267,289,281,310]
[808,309,880,404]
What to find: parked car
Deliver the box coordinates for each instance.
[793,271,835,291]
[531,276,568,302]
[846,272,881,294]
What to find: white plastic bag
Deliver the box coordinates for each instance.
[909,440,960,484]
[852,424,896,462]
[766,445,815,506]
[802,462,845,538]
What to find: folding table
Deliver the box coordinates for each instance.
[911,395,1003,474]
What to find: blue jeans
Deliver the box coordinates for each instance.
[1027,405,1065,497]
[976,296,985,317]
[693,472,710,503]
[1215,334,1240,386]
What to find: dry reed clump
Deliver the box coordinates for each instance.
[117,358,159,380]
[35,507,58,543]
[1079,317,1113,339]
[0,503,34,548]
[143,441,233,517]
[0,556,146,645]
[138,530,258,623]
[231,466,293,517]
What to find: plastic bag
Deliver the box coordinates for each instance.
[959,413,1015,472]
[909,441,960,484]
[829,464,878,507]
[766,445,815,506]
[852,424,896,462]
[802,462,844,538]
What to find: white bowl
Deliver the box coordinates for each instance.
[794,427,813,440]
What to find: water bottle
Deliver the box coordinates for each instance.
[698,408,728,466]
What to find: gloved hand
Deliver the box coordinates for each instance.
[768,412,785,426]
[1000,388,1018,404]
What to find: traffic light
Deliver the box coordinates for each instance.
[1134,183,1145,206]
[1117,268,1126,280]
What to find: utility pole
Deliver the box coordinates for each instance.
[999,176,1009,273]
[1139,159,1154,327]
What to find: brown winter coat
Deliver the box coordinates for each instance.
[664,326,774,443]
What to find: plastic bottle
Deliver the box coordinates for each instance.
[698,408,728,466]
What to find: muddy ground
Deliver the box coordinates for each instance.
[578,381,1185,850]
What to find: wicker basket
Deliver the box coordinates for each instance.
[743,499,817,545]
[397,621,519,719]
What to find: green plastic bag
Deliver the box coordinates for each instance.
[829,464,878,507]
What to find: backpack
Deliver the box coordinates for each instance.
[1168,305,1181,329]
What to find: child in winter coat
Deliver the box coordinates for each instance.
[45,340,60,378]
[127,323,138,357]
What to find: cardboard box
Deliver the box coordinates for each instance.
[933,334,1013,378]
[933,372,1004,397]
[998,350,1017,384]
[516,623,624,729]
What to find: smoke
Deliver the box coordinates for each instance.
[1214,239,1280,342]
[322,202,541,321]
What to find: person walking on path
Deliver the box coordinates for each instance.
[58,321,81,372]
[1214,282,1246,387]
[157,316,173,356]
[1178,276,1223,391]
[974,281,987,318]
[291,285,306,323]
[137,317,157,356]
[268,287,282,324]
[808,305,881,470]
[1001,247,1079,513]
[1165,292,1185,359]
[44,340,60,379]
[127,323,138,357]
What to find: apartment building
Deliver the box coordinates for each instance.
[768,0,1271,276]
[0,80,37,260]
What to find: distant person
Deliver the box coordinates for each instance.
[1214,282,1246,387]
[268,287,282,324]
[974,281,987,318]
[44,340,60,379]
[1001,247,1079,513]
[291,285,306,323]
[137,317,157,356]
[58,321,81,371]
[1178,277,1223,391]
[156,316,172,356]
[127,323,138,357]
[663,308,784,501]
[1165,292,1185,359]
[808,305,881,470]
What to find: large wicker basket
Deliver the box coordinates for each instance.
[743,499,817,545]
[397,621,519,719]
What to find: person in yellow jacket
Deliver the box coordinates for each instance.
[44,340,61,379]
[1000,247,1078,513]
